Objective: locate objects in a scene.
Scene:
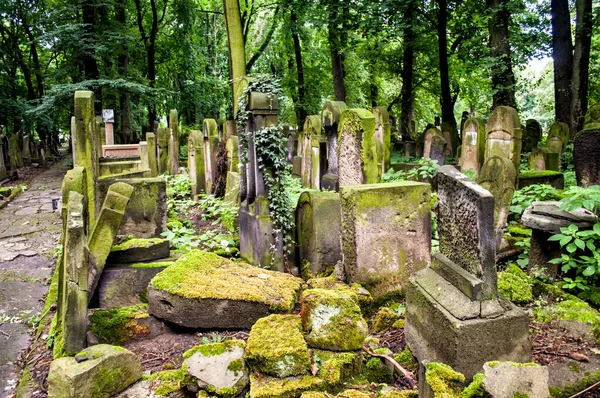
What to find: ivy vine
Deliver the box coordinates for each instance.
[236,76,295,270]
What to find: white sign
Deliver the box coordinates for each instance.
[102,109,114,123]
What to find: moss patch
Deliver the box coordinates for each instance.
[245,314,310,378]
[518,170,562,179]
[498,264,533,304]
[425,362,465,396]
[372,307,400,332]
[312,350,362,387]
[534,296,600,329]
[111,237,166,251]
[548,371,600,398]
[150,250,303,312]
[88,304,149,345]
[393,347,417,371]
[306,275,373,312]
[145,367,189,396]
[461,373,486,398]
[183,340,246,359]
[249,374,326,398]
[364,356,393,384]
[379,391,419,398]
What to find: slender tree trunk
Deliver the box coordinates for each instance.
[246,6,280,72]
[82,0,101,112]
[328,0,346,102]
[551,0,573,124]
[487,0,516,109]
[291,9,307,128]
[116,2,131,143]
[400,0,416,139]
[223,0,247,116]
[438,0,453,122]
[570,0,593,136]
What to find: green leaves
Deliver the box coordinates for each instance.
[510,183,559,218]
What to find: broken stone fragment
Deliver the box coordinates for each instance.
[183,340,249,396]
[107,237,170,264]
[482,361,549,398]
[47,344,142,398]
[245,314,310,378]
[300,288,368,351]
[147,250,303,329]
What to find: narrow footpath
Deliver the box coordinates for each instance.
[0,162,67,397]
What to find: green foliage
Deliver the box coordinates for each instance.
[559,185,600,215]
[407,158,439,182]
[510,184,559,218]
[381,168,406,183]
[197,195,238,234]
[390,153,417,164]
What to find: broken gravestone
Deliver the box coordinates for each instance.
[300,115,323,189]
[321,100,348,191]
[405,166,531,380]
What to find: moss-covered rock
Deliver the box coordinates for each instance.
[301,288,368,351]
[108,238,170,264]
[88,304,150,345]
[144,367,190,397]
[249,374,326,398]
[48,344,142,398]
[372,307,401,332]
[312,350,363,387]
[364,356,394,384]
[393,347,417,372]
[306,276,373,313]
[498,264,533,304]
[245,314,310,378]
[148,250,304,329]
[336,390,371,398]
[378,391,418,398]
[424,362,465,396]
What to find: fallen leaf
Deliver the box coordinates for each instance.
[311,363,319,376]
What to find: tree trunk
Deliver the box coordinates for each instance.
[400,0,416,139]
[551,0,573,125]
[570,0,592,136]
[116,2,131,143]
[487,0,516,109]
[223,0,247,116]
[438,0,453,122]
[82,0,101,112]
[291,9,307,128]
[328,0,346,102]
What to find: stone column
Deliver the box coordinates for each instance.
[203,118,219,194]
[300,115,322,189]
[321,101,347,191]
[139,141,149,170]
[226,135,239,173]
[372,107,391,174]
[94,116,104,159]
[168,110,179,175]
[337,109,378,186]
[73,91,98,226]
[188,129,206,199]
[157,127,169,174]
[146,132,158,177]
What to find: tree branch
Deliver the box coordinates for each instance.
[246,5,280,72]
[362,346,416,388]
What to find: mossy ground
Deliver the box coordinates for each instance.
[150,250,303,312]
[372,307,401,332]
[145,367,189,396]
[306,275,373,312]
[498,264,533,304]
[88,304,150,345]
[250,374,326,398]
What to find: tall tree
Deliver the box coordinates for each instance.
[551,0,573,124]
[570,0,593,135]
[400,0,417,139]
[327,0,347,102]
[487,0,516,109]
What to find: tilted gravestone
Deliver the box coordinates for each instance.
[372,107,391,174]
[226,135,239,173]
[460,118,486,173]
[423,127,442,160]
[321,101,348,190]
[429,132,447,166]
[299,115,323,189]
[574,104,600,187]
[405,166,531,380]
[188,130,206,199]
[203,118,220,194]
[337,109,379,186]
[340,181,431,298]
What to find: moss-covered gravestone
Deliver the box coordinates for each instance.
[146,132,158,177]
[156,127,169,175]
[372,107,391,174]
[226,135,239,173]
[22,134,31,166]
[9,134,23,168]
[574,104,600,187]
[88,182,134,300]
[441,121,456,157]
[340,182,431,298]
[300,115,323,189]
[405,166,531,380]
[0,137,7,180]
[203,118,220,194]
[529,121,569,172]
[321,100,347,191]
[337,109,378,186]
[225,171,240,206]
[189,129,206,199]
[484,106,522,175]
[168,109,180,175]
[429,131,447,166]
[460,118,486,173]
[296,191,342,278]
[523,119,542,153]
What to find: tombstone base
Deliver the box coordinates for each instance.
[405,268,531,380]
[239,197,284,272]
[518,171,564,190]
[321,173,339,191]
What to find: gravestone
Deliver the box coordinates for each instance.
[226,135,239,173]
[321,101,348,191]
[168,109,179,175]
[73,91,99,225]
[340,182,431,298]
[372,107,391,174]
[296,191,342,277]
[157,127,169,175]
[203,118,220,194]
[239,91,283,270]
[146,132,158,177]
[440,122,456,157]
[478,156,517,244]
[299,115,322,189]
[429,132,447,166]
[88,182,134,300]
[337,109,378,186]
[139,141,149,170]
[405,166,531,380]
[484,106,522,174]
[9,134,23,168]
[460,118,486,173]
[529,147,559,172]
[523,119,542,153]
[188,130,206,199]
[574,104,600,187]
[423,127,442,159]
[22,134,31,166]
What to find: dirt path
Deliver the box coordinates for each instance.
[0,162,67,397]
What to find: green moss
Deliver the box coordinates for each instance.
[392,319,405,329]
[90,364,138,398]
[249,374,326,398]
[37,259,60,337]
[111,237,166,251]
[146,368,188,396]
[425,362,465,396]
[338,109,379,184]
[393,347,417,371]
[518,170,562,179]
[88,304,149,345]
[364,357,393,384]
[534,297,600,330]
[227,358,245,376]
[513,393,528,398]
[130,261,174,269]
[372,307,400,332]
[498,264,533,304]
[548,371,600,397]
[14,366,32,398]
[245,314,310,378]
[507,225,532,237]
[336,390,371,398]
[577,286,600,309]
[313,350,362,386]
[150,250,303,312]
[461,373,486,398]
[486,361,538,368]
[306,276,373,312]
[183,340,245,359]
[300,393,326,398]
[379,391,419,398]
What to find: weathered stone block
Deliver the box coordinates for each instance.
[372,107,391,173]
[189,129,206,198]
[157,127,169,175]
[484,106,521,173]
[107,238,170,264]
[340,182,431,298]
[147,251,303,329]
[224,171,240,207]
[245,314,310,378]
[338,109,378,186]
[518,170,564,190]
[226,135,239,173]
[146,132,158,177]
[300,289,367,351]
[96,177,167,238]
[460,118,486,172]
[168,109,180,175]
[296,191,342,277]
[482,361,549,398]
[405,270,531,380]
[477,156,517,237]
[48,344,142,398]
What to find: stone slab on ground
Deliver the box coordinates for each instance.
[107,238,170,264]
[148,251,303,329]
[482,361,549,398]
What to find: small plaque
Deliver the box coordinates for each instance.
[102,109,114,123]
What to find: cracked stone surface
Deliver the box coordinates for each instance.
[0,162,67,396]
